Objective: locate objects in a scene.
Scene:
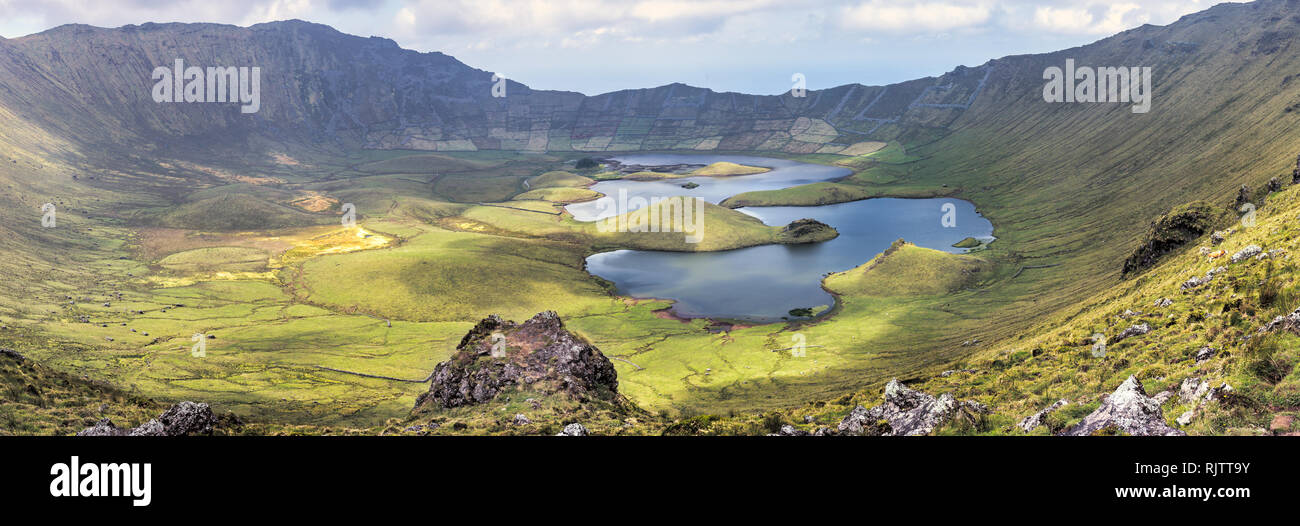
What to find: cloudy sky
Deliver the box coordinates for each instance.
[0,0,1214,94]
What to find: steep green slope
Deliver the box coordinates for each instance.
[753,176,1300,436]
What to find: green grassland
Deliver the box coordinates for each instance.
[690,162,771,176]
[513,187,602,203]
[2,144,982,431]
[601,161,771,181]
[159,246,270,273]
[526,170,595,189]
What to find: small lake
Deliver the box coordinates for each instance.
[565,154,849,221]
[570,154,995,322]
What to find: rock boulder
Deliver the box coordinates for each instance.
[837,379,988,436]
[415,312,619,410]
[1060,376,1184,436]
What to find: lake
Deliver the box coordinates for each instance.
[570,154,995,322]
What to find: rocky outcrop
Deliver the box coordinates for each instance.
[836,379,988,436]
[1260,306,1300,335]
[1230,245,1262,263]
[0,348,24,362]
[1173,377,1235,427]
[1019,399,1069,432]
[415,311,619,410]
[76,401,217,436]
[1181,266,1226,290]
[1111,323,1151,344]
[1194,346,1216,364]
[1122,202,1216,276]
[769,425,811,437]
[1060,376,1184,436]
[556,423,588,436]
[1179,377,1210,405]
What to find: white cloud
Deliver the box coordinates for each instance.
[1032,2,1147,35]
[0,0,1214,93]
[840,1,991,32]
[628,0,780,23]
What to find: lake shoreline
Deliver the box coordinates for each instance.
[574,153,994,321]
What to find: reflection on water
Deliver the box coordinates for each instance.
[565,154,850,221]
[577,154,995,322]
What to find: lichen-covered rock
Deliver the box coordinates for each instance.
[1260,306,1300,335]
[415,311,619,410]
[76,401,217,436]
[1179,377,1209,405]
[1181,267,1226,290]
[76,418,129,436]
[1018,399,1068,432]
[769,425,810,437]
[155,401,217,435]
[1194,346,1216,364]
[1060,376,1185,436]
[1230,245,1262,263]
[556,423,588,436]
[129,419,167,436]
[1112,323,1151,343]
[836,379,987,436]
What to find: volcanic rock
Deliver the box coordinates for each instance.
[415,311,619,410]
[76,401,217,436]
[1060,376,1185,436]
[1018,399,1069,432]
[837,379,988,436]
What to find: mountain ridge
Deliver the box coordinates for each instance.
[0,17,984,160]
